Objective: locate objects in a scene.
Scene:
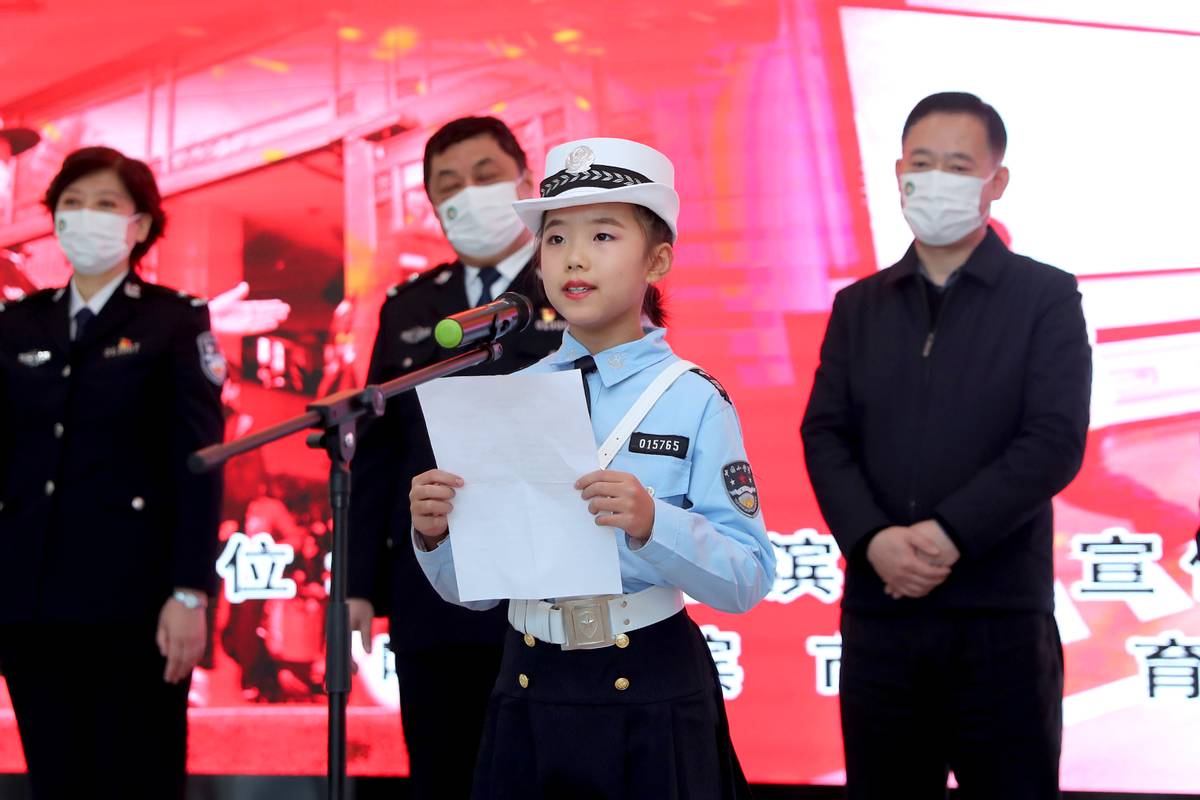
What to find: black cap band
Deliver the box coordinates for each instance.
[540,164,652,198]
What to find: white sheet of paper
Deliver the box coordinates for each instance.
[416,370,622,601]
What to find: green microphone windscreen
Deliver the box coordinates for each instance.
[434,319,464,349]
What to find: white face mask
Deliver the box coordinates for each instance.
[436,181,525,261]
[55,209,140,275]
[900,170,993,247]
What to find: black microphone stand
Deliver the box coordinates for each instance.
[190,341,506,800]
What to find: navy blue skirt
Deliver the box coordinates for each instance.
[472,609,753,800]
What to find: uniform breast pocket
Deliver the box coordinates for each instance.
[631,455,692,508]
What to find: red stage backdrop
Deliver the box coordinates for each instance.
[0,1,1197,792]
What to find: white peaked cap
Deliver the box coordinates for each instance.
[513,137,679,239]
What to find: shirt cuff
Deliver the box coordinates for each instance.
[411,526,450,560]
[627,499,689,566]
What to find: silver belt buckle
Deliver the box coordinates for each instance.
[556,596,616,651]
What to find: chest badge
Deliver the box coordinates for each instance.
[18,349,52,367]
[534,307,568,333]
[400,326,432,344]
[722,461,760,517]
[103,337,141,358]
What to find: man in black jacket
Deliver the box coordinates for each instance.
[347,116,563,798]
[801,93,1091,799]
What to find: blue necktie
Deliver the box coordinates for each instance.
[477,266,500,305]
[73,307,95,342]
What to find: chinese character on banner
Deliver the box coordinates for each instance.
[1182,541,1200,601]
[1071,528,1161,599]
[215,531,297,603]
[806,633,842,697]
[766,529,843,604]
[701,625,745,700]
[1126,631,1200,700]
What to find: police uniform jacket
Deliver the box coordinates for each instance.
[0,273,224,624]
[348,258,564,653]
[413,327,776,613]
[801,229,1091,613]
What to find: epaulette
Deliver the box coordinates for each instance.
[0,287,52,313]
[133,282,207,308]
[690,367,732,405]
[384,264,456,301]
[173,287,209,307]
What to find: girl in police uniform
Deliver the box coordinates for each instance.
[409,138,774,799]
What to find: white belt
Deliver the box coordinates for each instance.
[508,586,685,650]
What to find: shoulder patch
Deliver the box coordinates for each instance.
[690,367,731,405]
[722,461,759,517]
[196,331,227,386]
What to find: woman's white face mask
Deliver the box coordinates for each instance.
[55,208,140,275]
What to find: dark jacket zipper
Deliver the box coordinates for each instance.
[907,277,957,521]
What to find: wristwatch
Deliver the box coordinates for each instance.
[172,589,208,610]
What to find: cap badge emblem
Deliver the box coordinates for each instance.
[565,145,594,175]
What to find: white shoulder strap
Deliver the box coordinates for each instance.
[597,360,697,468]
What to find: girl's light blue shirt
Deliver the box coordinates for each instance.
[413,327,775,614]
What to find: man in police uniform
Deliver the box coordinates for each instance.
[0,270,224,797]
[347,116,564,798]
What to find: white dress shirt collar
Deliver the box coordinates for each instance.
[69,269,129,317]
[464,239,536,306]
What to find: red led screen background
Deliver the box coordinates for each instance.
[0,1,1197,791]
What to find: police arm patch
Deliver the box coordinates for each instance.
[197,331,228,386]
[722,461,759,517]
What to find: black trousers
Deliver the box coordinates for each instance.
[0,621,190,800]
[839,610,1063,800]
[393,640,504,800]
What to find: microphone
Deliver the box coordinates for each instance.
[434,291,533,349]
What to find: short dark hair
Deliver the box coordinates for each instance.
[43,146,166,270]
[902,92,1007,162]
[423,116,528,195]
